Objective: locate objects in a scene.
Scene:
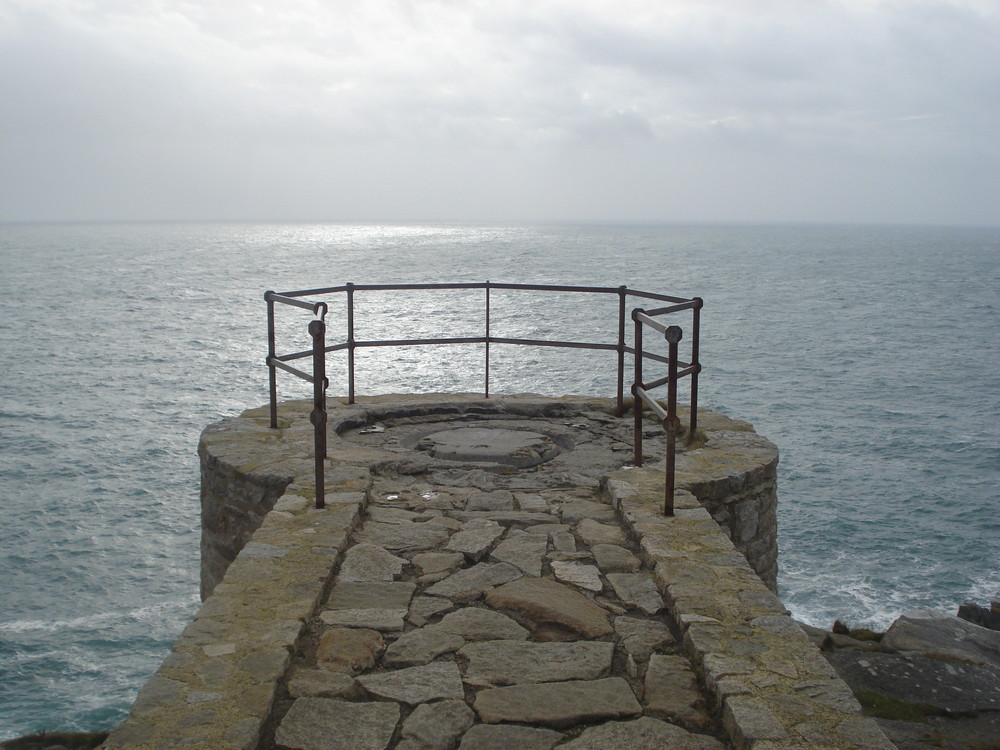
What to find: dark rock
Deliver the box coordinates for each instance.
[958,600,1000,632]
[826,650,1000,716]
[882,609,1000,667]
[823,632,884,652]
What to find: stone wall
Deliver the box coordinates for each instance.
[199,443,289,599]
[607,476,893,748]
[674,410,780,590]
[198,398,778,599]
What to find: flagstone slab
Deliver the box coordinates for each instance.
[445,519,505,561]
[383,628,465,668]
[558,499,617,523]
[559,717,725,750]
[551,531,577,552]
[367,507,421,524]
[407,595,456,627]
[484,577,613,638]
[457,724,563,750]
[286,668,355,699]
[431,607,530,641]
[575,519,627,546]
[489,530,548,576]
[425,562,523,603]
[355,521,451,552]
[592,544,641,573]
[465,490,516,511]
[274,698,399,750]
[550,561,604,593]
[411,552,465,576]
[322,581,416,631]
[319,608,407,632]
[357,661,465,704]
[606,573,664,615]
[316,628,383,675]
[327,582,416,611]
[397,700,475,750]
[525,523,572,536]
[337,543,406,582]
[460,640,614,686]
[644,654,710,727]
[514,493,549,512]
[451,511,559,527]
[473,677,642,727]
[614,616,674,666]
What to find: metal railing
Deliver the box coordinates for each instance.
[264,282,702,512]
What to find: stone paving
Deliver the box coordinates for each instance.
[263,425,729,750]
[103,394,895,750]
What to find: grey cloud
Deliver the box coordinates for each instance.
[0,0,997,223]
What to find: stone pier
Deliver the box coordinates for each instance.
[101,394,894,750]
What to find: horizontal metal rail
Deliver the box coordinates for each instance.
[488,337,619,352]
[268,357,315,383]
[355,336,487,348]
[265,292,328,315]
[634,311,675,336]
[635,388,669,422]
[271,281,691,305]
[641,366,700,392]
[265,282,702,511]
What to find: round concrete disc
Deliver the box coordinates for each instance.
[415,427,560,468]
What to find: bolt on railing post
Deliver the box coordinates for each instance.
[664,325,682,517]
[309,307,328,509]
[265,291,278,429]
[632,308,644,468]
[346,283,356,405]
[616,286,627,416]
[485,281,491,398]
[689,298,702,436]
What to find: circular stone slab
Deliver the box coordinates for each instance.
[415,427,561,468]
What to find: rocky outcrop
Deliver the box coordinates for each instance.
[807,609,1000,750]
[607,476,894,749]
[958,600,1000,632]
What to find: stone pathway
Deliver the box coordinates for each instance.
[104,395,893,750]
[262,450,728,749]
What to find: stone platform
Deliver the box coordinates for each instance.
[101,394,895,750]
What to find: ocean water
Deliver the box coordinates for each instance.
[0,221,997,738]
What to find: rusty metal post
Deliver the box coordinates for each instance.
[346,282,356,404]
[485,281,491,398]
[690,298,703,436]
[616,286,627,416]
[632,308,644,468]
[309,309,328,509]
[265,291,278,429]
[664,325,682,516]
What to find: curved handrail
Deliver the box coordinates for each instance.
[264,282,702,511]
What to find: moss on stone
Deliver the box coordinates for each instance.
[855,689,933,723]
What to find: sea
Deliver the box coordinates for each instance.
[0,221,997,739]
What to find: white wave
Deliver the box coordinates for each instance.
[0,596,199,634]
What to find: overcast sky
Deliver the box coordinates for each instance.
[1,0,997,225]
